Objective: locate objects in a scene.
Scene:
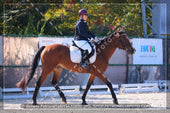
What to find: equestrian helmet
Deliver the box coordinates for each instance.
[78,9,88,16]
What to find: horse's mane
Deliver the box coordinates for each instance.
[97,31,126,46]
[96,34,114,46]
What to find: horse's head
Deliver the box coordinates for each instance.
[114,31,136,55]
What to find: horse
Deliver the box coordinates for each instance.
[16,31,135,105]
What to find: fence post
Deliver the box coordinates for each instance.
[0,87,2,99]
[125,53,129,84]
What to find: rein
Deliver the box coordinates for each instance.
[96,34,126,50]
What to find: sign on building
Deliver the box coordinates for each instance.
[133,38,163,64]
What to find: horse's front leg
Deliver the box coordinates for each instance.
[82,74,96,105]
[97,74,118,105]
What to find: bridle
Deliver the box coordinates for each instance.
[117,34,135,54]
[96,32,134,54]
[117,35,127,51]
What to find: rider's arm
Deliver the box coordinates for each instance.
[89,31,96,39]
[77,22,93,39]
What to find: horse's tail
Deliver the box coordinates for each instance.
[16,46,45,92]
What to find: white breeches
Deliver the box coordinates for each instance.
[74,40,92,53]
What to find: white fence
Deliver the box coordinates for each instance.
[1,82,170,99]
[39,86,80,97]
[2,86,80,99]
[81,84,120,95]
[144,80,170,91]
[120,83,159,93]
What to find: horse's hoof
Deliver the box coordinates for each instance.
[113,100,119,105]
[61,96,67,104]
[82,102,88,105]
[62,99,67,104]
[33,102,39,105]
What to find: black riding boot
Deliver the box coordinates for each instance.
[79,50,89,69]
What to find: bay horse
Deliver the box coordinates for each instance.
[16,31,135,105]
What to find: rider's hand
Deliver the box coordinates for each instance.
[90,38,94,43]
[93,37,99,43]
[90,37,101,45]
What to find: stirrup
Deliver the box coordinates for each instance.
[80,50,88,65]
[79,59,87,67]
[79,58,89,69]
[79,61,89,70]
[79,61,85,67]
[80,63,88,69]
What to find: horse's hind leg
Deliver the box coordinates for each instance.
[51,66,67,104]
[82,74,96,105]
[32,67,54,105]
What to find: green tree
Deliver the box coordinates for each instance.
[0,0,4,35]
[0,0,150,37]
[24,14,37,35]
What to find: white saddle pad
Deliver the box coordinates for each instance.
[70,45,96,64]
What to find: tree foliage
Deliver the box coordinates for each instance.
[1,0,148,37]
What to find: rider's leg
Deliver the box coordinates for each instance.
[74,40,92,53]
[74,40,92,68]
[79,49,89,68]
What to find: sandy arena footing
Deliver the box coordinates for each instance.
[2,92,167,109]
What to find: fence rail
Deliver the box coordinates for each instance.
[1,82,170,100]
[120,83,159,93]
[81,84,120,95]
[144,80,170,91]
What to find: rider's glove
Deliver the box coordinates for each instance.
[94,37,99,43]
[90,37,101,45]
[90,37,98,43]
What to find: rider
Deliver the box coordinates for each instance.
[74,9,98,69]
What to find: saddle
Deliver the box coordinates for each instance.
[70,41,96,64]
